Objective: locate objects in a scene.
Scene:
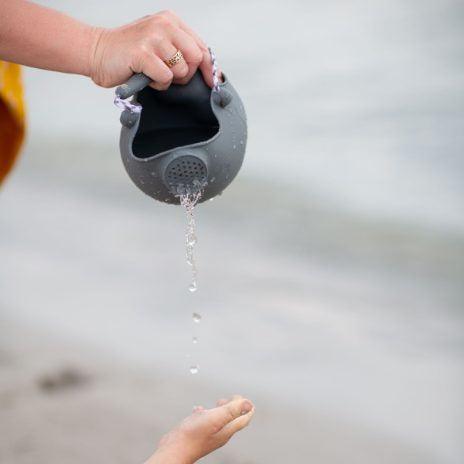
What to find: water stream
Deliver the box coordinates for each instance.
[178,187,202,293]
[177,184,205,375]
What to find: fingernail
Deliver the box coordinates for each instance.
[240,401,253,414]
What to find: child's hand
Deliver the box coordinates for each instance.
[145,395,255,464]
[90,10,215,90]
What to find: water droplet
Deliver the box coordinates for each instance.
[240,140,244,145]
[210,177,216,183]
[192,313,201,323]
[190,365,199,375]
[186,235,197,247]
[189,282,198,293]
[233,145,237,150]
[192,337,198,344]
[193,178,205,188]
[209,198,215,202]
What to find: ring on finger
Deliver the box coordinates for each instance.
[164,49,184,68]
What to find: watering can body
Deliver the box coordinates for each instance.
[118,71,247,204]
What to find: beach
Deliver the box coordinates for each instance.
[0,318,442,464]
[1,138,463,463]
[1,0,464,462]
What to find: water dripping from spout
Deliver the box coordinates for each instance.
[176,181,205,293]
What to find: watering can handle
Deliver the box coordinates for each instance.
[115,73,152,99]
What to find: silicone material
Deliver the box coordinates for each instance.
[116,73,152,99]
[119,71,247,204]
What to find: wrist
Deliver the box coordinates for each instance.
[145,449,194,464]
[86,25,106,80]
[145,440,196,464]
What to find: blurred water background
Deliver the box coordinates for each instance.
[1,0,463,463]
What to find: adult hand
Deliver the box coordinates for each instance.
[90,10,216,90]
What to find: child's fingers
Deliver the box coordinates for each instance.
[215,407,255,441]
[208,398,254,430]
[216,394,242,407]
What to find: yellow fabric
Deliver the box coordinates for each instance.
[0,61,26,184]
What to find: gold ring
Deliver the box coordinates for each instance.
[164,49,184,68]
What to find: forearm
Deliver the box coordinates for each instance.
[0,0,100,76]
[144,435,194,464]
[144,451,193,464]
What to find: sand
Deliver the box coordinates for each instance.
[0,318,438,464]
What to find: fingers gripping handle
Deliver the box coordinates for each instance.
[115,48,218,99]
[114,49,221,117]
[115,73,152,99]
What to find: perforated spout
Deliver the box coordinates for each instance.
[164,156,207,193]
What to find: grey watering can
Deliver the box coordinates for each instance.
[115,61,247,204]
